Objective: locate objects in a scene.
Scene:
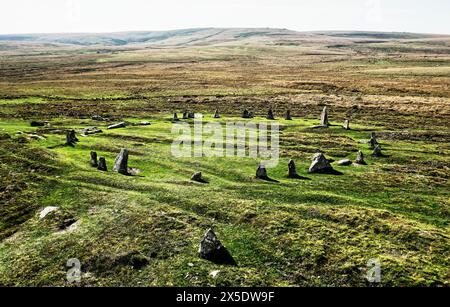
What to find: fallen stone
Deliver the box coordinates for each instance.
[355,150,366,164]
[337,159,352,166]
[213,109,220,118]
[97,157,107,171]
[107,122,126,130]
[267,108,275,120]
[288,159,298,178]
[285,110,292,120]
[308,153,333,173]
[113,148,129,175]
[30,121,46,127]
[199,229,236,265]
[343,119,350,130]
[39,206,59,219]
[80,127,102,135]
[90,151,98,167]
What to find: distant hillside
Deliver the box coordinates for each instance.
[0,28,446,47]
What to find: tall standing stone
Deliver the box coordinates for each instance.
[320,106,329,127]
[285,110,292,120]
[343,119,350,130]
[355,150,366,164]
[65,130,78,146]
[97,157,107,171]
[213,109,220,118]
[113,148,129,175]
[308,153,333,173]
[288,159,298,178]
[90,151,98,167]
[267,108,275,120]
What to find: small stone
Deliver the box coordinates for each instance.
[213,109,220,118]
[30,121,46,127]
[343,119,350,130]
[90,151,98,167]
[191,171,203,182]
[91,115,105,121]
[113,148,129,175]
[173,113,179,121]
[242,109,250,119]
[369,132,378,149]
[355,150,366,164]
[182,111,188,119]
[188,112,195,119]
[288,159,298,178]
[107,122,126,130]
[39,206,59,219]
[308,153,333,173]
[210,270,220,278]
[199,229,235,265]
[267,108,275,120]
[285,110,292,120]
[80,127,102,135]
[372,144,382,157]
[97,157,107,171]
[337,159,352,166]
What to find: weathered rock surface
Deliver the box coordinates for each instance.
[107,122,126,130]
[199,229,236,265]
[113,148,129,175]
[97,157,107,171]
[90,151,98,167]
[308,153,333,173]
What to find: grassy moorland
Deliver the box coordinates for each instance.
[0,29,449,286]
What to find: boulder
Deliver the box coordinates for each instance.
[337,159,352,166]
[97,157,107,171]
[90,151,98,167]
[199,229,236,265]
[343,119,350,130]
[266,108,275,120]
[107,122,126,130]
[113,148,129,175]
[288,159,298,178]
[213,109,220,118]
[308,153,333,173]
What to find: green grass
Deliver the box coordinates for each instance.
[0,115,448,286]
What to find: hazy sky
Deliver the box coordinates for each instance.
[1,0,449,35]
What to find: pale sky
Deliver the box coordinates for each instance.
[0,0,449,35]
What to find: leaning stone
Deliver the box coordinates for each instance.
[285,110,292,120]
[113,148,129,175]
[213,109,220,118]
[65,129,78,146]
[199,229,236,265]
[267,108,275,120]
[343,119,350,130]
[308,153,333,173]
[355,150,366,164]
[288,159,298,178]
[337,159,352,166]
[320,106,329,127]
[39,206,59,219]
[372,145,382,157]
[311,124,328,129]
[90,151,98,167]
[191,172,203,182]
[107,122,126,130]
[97,157,107,171]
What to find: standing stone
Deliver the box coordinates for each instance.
[113,148,129,175]
[65,130,78,146]
[372,145,382,157]
[213,109,220,118]
[182,111,188,119]
[248,111,254,118]
[288,159,298,178]
[90,151,98,167]
[369,132,378,149]
[242,109,250,119]
[267,108,275,120]
[173,113,179,121]
[188,112,195,119]
[355,150,366,164]
[343,119,350,130]
[191,172,204,182]
[285,110,292,120]
[308,153,333,173]
[256,164,269,179]
[320,106,329,127]
[199,229,235,265]
[97,157,107,171]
